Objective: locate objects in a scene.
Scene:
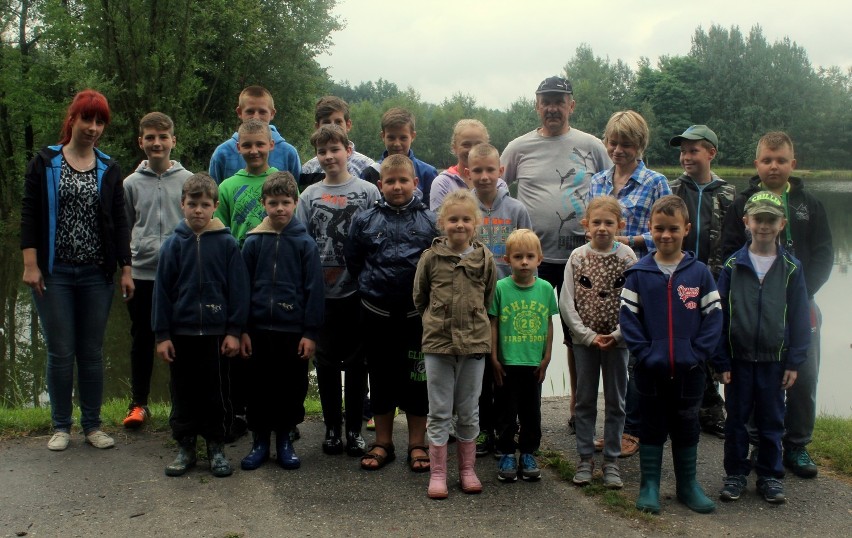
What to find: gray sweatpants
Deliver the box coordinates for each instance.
[573,343,628,460]
[425,353,485,445]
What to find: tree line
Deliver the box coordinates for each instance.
[1,1,850,224]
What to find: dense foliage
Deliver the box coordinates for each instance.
[1,6,850,223]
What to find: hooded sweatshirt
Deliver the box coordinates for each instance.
[242,216,324,340]
[429,165,510,210]
[477,189,533,278]
[123,160,192,280]
[208,124,300,184]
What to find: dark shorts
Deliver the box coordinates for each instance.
[361,303,428,417]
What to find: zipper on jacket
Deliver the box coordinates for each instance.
[668,275,674,379]
[755,278,763,356]
[694,189,703,260]
[271,234,280,321]
[197,233,203,335]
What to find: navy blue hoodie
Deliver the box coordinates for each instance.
[153,218,249,342]
[619,251,722,376]
[241,216,324,340]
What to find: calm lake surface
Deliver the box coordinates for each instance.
[1,176,851,416]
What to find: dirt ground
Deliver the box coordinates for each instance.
[1,397,850,537]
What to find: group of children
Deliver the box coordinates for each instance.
[119,84,831,508]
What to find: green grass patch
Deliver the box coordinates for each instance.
[812,414,852,478]
[0,397,322,438]
[539,449,656,523]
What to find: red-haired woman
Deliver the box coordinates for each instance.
[21,89,133,451]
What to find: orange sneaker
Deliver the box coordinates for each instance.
[619,433,639,458]
[123,405,148,428]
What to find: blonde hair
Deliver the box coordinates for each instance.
[505,229,542,257]
[238,85,274,110]
[380,154,415,178]
[603,110,649,157]
[238,118,271,140]
[451,119,489,151]
[586,196,624,223]
[756,131,795,159]
[467,143,500,163]
[437,189,482,229]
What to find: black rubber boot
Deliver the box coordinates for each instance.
[206,440,233,477]
[165,436,197,477]
[240,431,271,470]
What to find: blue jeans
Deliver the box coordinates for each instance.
[34,263,114,433]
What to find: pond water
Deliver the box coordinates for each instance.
[1,175,850,416]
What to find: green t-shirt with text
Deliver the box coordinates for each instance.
[488,276,558,366]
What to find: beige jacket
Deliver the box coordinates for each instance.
[413,237,496,355]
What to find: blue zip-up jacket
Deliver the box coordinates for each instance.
[713,243,810,373]
[360,149,438,204]
[344,194,439,311]
[208,125,301,184]
[619,251,722,376]
[21,144,130,280]
[241,216,325,340]
[152,218,249,342]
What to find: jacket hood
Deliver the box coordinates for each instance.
[479,188,510,210]
[133,160,188,177]
[229,124,287,144]
[376,192,428,212]
[247,215,308,236]
[174,217,227,237]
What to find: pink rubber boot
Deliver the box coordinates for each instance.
[458,440,483,494]
[428,444,448,499]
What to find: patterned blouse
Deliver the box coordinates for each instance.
[55,159,102,264]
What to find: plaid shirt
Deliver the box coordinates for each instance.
[588,160,671,256]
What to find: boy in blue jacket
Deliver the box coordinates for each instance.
[239,172,324,471]
[714,191,810,504]
[153,172,249,478]
[619,195,722,515]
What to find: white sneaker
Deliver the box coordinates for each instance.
[48,431,71,451]
[85,430,115,449]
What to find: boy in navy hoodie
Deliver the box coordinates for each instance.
[619,195,722,515]
[239,172,324,471]
[153,172,249,478]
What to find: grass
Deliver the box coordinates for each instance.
[0,397,323,438]
[811,414,852,478]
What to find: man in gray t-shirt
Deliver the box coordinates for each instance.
[501,75,611,433]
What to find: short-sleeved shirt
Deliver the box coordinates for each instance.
[489,276,558,366]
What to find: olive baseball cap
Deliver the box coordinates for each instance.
[536,76,573,94]
[669,125,718,149]
[744,191,785,217]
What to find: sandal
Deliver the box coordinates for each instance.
[360,443,396,471]
[407,445,430,473]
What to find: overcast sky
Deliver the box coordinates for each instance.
[317,0,852,110]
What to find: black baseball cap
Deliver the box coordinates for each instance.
[536,76,573,95]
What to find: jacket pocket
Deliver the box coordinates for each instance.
[201,281,227,327]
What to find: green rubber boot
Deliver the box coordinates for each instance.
[165,436,197,477]
[636,444,664,514]
[673,445,716,513]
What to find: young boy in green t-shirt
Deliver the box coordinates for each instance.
[488,229,558,483]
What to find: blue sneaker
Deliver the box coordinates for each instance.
[519,453,541,481]
[719,475,747,502]
[784,447,818,478]
[756,477,786,504]
[498,454,518,482]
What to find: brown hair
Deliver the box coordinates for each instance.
[309,124,350,150]
[182,172,219,203]
[238,118,272,140]
[381,107,415,132]
[315,96,350,123]
[262,171,299,202]
[586,195,624,223]
[138,112,174,136]
[650,195,690,223]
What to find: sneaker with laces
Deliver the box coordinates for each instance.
[783,446,818,478]
[475,431,493,457]
[602,462,623,489]
[497,454,518,482]
[572,460,594,486]
[720,475,747,501]
[122,405,148,428]
[48,431,71,451]
[756,476,786,503]
[619,434,639,458]
[85,430,115,449]
[519,453,541,481]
